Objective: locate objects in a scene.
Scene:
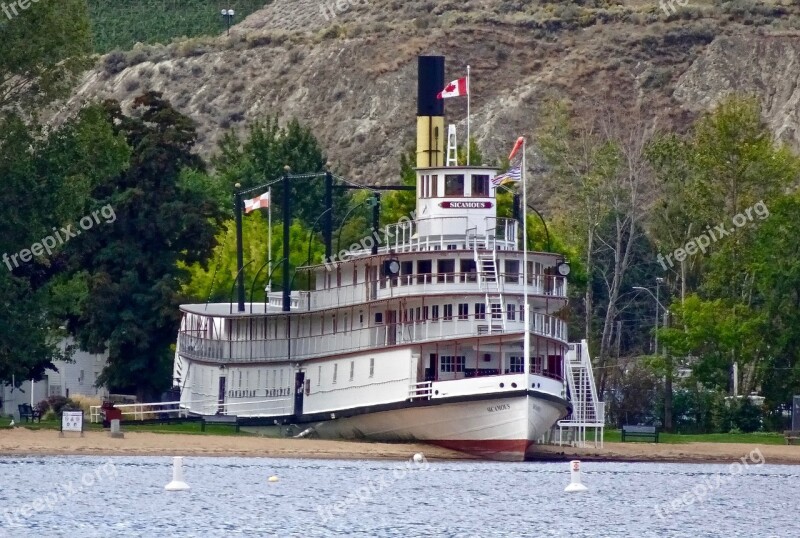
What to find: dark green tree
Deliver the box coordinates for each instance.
[62,92,223,399]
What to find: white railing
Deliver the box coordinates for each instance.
[89,401,187,423]
[384,217,518,253]
[409,381,432,400]
[179,313,569,364]
[307,272,567,311]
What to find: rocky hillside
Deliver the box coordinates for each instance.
[57,0,800,184]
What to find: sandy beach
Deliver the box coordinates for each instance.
[0,428,470,460]
[0,428,798,464]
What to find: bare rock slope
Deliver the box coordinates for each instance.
[60,0,800,182]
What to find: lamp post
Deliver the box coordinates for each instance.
[221,9,235,35]
[633,279,666,355]
[633,278,673,431]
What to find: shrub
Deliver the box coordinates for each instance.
[36,399,51,416]
[103,50,129,75]
[47,396,79,417]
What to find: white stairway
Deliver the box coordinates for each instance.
[556,340,605,447]
[475,251,506,332]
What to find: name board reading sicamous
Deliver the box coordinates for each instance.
[439,201,493,209]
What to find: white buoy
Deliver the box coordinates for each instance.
[268,475,279,482]
[413,453,424,463]
[165,456,190,491]
[564,460,588,492]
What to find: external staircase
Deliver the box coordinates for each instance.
[475,249,506,333]
[556,340,605,447]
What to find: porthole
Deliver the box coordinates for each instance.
[499,383,505,388]
[511,382,517,388]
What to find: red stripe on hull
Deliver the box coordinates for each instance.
[430,439,532,462]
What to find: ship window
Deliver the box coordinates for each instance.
[471,175,490,197]
[369,358,375,377]
[437,259,455,283]
[507,303,516,321]
[401,261,413,285]
[491,303,502,319]
[333,364,338,384]
[461,259,476,282]
[504,260,520,283]
[440,355,466,373]
[444,174,464,196]
[509,356,524,373]
[349,361,355,381]
[423,306,429,320]
[475,303,486,320]
[375,312,383,324]
[443,304,453,320]
[458,303,469,320]
[420,174,435,198]
[417,259,432,284]
[432,305,439,320]
[353,266,358,286]
[317,365,321,386]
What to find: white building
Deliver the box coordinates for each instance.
[1,338,109,418]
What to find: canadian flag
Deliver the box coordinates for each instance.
[244,191,270,213]
[437,77,468,99]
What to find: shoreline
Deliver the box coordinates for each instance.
[0,429,798,464]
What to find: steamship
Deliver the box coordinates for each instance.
[172,56,572,461]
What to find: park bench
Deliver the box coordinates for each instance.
[18,404,41,423]
[784,431,800,445]
[621,424,659,443]
[200,414,239,432]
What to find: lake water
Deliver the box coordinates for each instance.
[0,455,797,537]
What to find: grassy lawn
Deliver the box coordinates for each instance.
[1,419,249,436]
[600,430,786,445]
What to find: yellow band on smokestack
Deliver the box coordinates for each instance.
[416,116,445,168]
[417,56,446,169]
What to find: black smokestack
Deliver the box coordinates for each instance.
[418,56,445,117]
[416,56,445,168]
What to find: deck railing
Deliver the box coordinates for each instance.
[383,216,518,253]
[287,272,566,311]
[178,312,568,364]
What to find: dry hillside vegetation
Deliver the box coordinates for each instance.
[56,0,800,183]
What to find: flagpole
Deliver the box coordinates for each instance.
[267,187,272,294]
[522,138,529,377]
[466,65,471,166]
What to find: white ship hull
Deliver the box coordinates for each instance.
[311,392,568,461]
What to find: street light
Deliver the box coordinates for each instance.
[221,9,235,35]
[633,279,673,431]
[633,279,667,355]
